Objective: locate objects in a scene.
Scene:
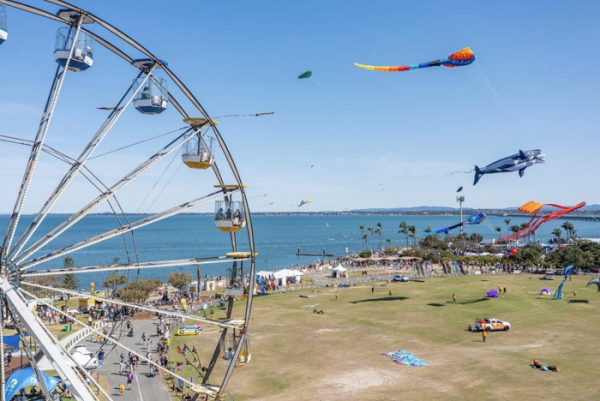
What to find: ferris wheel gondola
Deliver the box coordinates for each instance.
[0,1,256,400]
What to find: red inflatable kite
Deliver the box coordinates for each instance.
[498,201,586,242]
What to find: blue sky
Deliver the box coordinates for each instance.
[1,1,599,214]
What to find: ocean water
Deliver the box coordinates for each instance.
[1,214,599,288]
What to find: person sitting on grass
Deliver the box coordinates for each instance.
[532,359,542,368]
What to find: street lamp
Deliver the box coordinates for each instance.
[456,196,465,234]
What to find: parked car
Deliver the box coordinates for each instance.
[543,273,555,280]
[474,318,511,332]
[67,308,79,315]
[392,275,409,282]
[175,325,202,336]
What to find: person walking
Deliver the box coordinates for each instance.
[389,289,393,297]
[498,286,503,295]
[482,329,487,343]
[371,285,374,295]
[126,371,133,390]
[503,286,507,294]
[452,294,457,303]
[119,384,125,396]
[334,291,338,301]
[119,361,125,375]
[142,332,146,342]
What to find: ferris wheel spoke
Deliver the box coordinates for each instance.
[1,280,91,400]
[9,128,199,268]
[20,282,244,330]
[2,19,83,261]
[8,69,158,263]
[18,288,202,394]
[21,256,248,278]
[17,188,236,271]
[4,305,53,399]
[0,300,5,399]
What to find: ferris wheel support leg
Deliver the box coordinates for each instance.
[4,302,52,400]
[0,296,5,401]
[202,327,228,385]
[7,67,156,264]
[1,17,83,262]
[0,279,92,400]
[217,331,248,400]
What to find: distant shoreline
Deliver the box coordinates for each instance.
[2,210,599,218]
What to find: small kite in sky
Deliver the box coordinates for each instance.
[298,71,312,79]
[456,186,463,193]
[296,200,313,207]
[97,106,122,111]
[355,47,475,72]
[427,212,486,236]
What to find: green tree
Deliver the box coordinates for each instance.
[377,222,383,249]
[168,272,193,292]
[514,244,542,265]
[398,221,409,249]
[561,221,574,242]
[470,233,483,243]
[494,227,502,239]
[424,227,432,234]
[374,228,381,250]
[409,225,417,247]
[504,219,511,236]
[118,279,157,303]
[551,228,562,243]
[102,274,128,296]
[359,225,364,238]
[63,273,79,290]
[510,225,521,234]
[61,257,79,289]
[546,246,593,268]
[386,238,391,248]
[367,227,374,251]
[362,234,368,250]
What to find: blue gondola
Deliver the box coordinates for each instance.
[54,27,94,72]
[133,77,168,115]
[0,5,8,45]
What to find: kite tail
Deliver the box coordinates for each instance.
[445,168,474,176]
[473,166,483,186]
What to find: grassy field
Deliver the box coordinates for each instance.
[185,273,600,401]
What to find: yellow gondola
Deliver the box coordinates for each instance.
[214,199,246,232]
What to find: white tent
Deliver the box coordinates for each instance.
[332,265,347,272]
[273,269,304,286]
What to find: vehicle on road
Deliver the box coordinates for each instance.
[392,275,409,282]
[544,273,555,280]
[474,318,511,332]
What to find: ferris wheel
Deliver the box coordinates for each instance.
[0,1,256,400]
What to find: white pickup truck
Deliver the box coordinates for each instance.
[473,318,511,332]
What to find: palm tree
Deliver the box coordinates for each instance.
[374,228,381,250]
[561,221,574,242]
[510,225,520,234]
[386,238,391,248]
[409,225,417,247]
[398,221,409,249]
[424,227,432,234]
[551,228,562,244]
[367,227,374,251]
[359,225,364,238]
[494,226,502,239]
[362,234,368,250]
[504,219,511,237]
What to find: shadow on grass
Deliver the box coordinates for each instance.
[351,296,409,304]
[480,280,489,281]
[412,279,426,283]
[446,298,490,305]
[569,299,589,304]
[427,303,445,307]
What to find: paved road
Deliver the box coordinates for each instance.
[84,317,170,400]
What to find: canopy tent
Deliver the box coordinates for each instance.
[3,334,28,350]
[5,368,60,400]
[332,265,347,272]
